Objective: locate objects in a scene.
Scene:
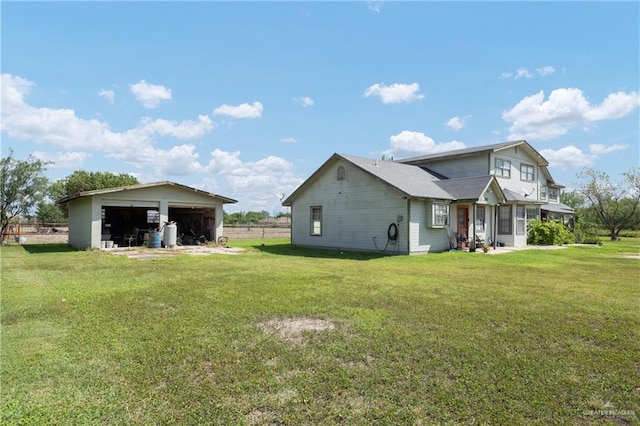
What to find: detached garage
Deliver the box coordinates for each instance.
[58,181,237,250]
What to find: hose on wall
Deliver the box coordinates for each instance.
[373,222,399,253]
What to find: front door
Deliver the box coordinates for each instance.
[457,206,469,244]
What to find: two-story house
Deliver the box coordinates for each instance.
[283,140,575,254]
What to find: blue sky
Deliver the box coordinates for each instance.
[2,1,638,214]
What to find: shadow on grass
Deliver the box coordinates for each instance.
[250,243,393,260]
[21,244,78,254]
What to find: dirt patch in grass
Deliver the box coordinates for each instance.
[258,318,336,343]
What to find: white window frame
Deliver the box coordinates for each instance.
[495,158,511,178]
[520,164,535,182]
[310,206,322,236]
[475,205,485,232]
[549,187,559,203]
[498,205,512,235]
[516,206,526,235]
[429,202,449,228]
[540,185,548,201]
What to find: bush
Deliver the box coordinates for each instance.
[573,220,602,245]
[527,219,573,245]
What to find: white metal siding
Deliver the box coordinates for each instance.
[408,200,451,253]
[422,156,488,178]
[291,160,409,253]
[67,197,93,249]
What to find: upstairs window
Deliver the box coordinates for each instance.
[495,159,511,178]
[540,185,548,201]
[310,206,322,236]
[549,188,559,203]
[520,164,535,181]
[337,166,345,181]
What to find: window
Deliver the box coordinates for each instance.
[310,206,322,236]
[475,205,485,232]
[337,166,345,181]
[147,210,160,224]
[520,164,535,181]
[516,206,526,235]
[526,207,540,220]
[498,205,512,234]
[495,159,511,177]
[540,185,547,201]
[431,202,449,227]
[549,188,559,203]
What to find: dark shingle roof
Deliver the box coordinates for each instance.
[341,154,455,200]
[435,175,495,201]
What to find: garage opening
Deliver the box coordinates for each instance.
[102,207,160,247]
[169,207,216,245]
[101,206,217,247]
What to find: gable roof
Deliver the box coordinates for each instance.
[396,140,549,167]
[57,181,237,205]
[435,175,505,202]
[283,154,455,206]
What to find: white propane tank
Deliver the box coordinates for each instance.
[164,222,178,248]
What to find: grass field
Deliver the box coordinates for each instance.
[1,239,639,425]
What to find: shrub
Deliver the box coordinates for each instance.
[527,219,573,245]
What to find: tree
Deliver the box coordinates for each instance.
[36,201,66,225]
[576,167,640,240]
[54,170,139,217]
[56,170,139,198]
[1,150,50,239]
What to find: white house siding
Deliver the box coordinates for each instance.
[420,156,488,179]
[408,200,451,253]
[290,161,409,253]
[490,148,542,200]
[67,197,94,249]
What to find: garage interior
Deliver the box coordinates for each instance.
[101,206,216,247]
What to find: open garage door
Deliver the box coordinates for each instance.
[169,207,216,245]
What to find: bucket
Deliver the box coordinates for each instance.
[164,223,177,248]
[106,241,114,249]
[100,240,106,249]
[149,230,162,248]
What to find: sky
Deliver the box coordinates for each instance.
[2,1,639,214]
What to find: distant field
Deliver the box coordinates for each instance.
[1,238,638,425]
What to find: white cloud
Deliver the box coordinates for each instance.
[386,130,466,158]
[206,149,304,212]
[540,143,629,170]
[536,66,556,77]
[32,150,92,169]
[152,144,202,176]
[213,101,263,119]
[363,82,425,104]
[502,88,640,140]
[588,143,628,155]
[584,91,640,121]
[445,116,466,131]
[367,2,383,13]
[129,80,172,108]
[293,96,314,107]
[501,65,556,80]
[515,68,533,79]
[136,115,215,139]
[1,73,215,167]
[98,89,115,104]
[280,137,297,143]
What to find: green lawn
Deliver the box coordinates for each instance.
[1,239,639,425]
